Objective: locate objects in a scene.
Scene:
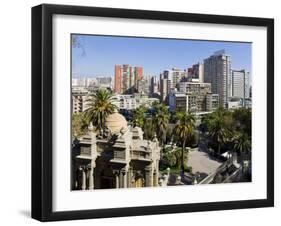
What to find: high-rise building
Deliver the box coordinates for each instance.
[72,87,89,113]
[179,82,211,94]
[112,94,160,110]
[85,77,97,87]
[204,50,231,108]
[114,64,143,94]
[72,77,86,87]
[136,77,150,95]
[169,92,189,112]
[206,93,219,112]
[135,67,143,81]
[187,63,204,83]
[150,76,158,95]
[163,68,186,89]
[178,82,213,112]
[160,68,186,104]
[114,65,122,93]
[169,90,219,113]
[160,76,171,104]
[231,69,250,102]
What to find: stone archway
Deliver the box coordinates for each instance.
[132,172,144,188]
[135,176,144,187]
[100,167,115,189]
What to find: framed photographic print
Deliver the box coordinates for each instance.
[31,4,274,221]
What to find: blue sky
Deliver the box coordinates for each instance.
[72,34,252,80]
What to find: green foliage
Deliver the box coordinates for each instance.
[201,113,216,132]
[72,113,88,138]
[132,106,147,128]
[232,108,251,137]
[153,104,170,145]
[201,107,252,158]
[188,131,199,147]
[173,112,195,147]
[83,89,117,132]
[162,147,189,172]
[233,132,251,157]
[208,109,233,154]
[173,112,195,173]
[163,151,177,167]
[132,106,160,140]
[143,117,155,140]
[184,166,193,173]
[165,125,174,144]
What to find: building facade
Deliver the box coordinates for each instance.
[150,76,158,96]
[227,97,242,109]
[72,77,86,87]
[206,93,219,111]
[72,87,89,113]
[204,50,231,108]
[162,68,187,89]
[112,94,159,110]
[160,77,171,104]
[178,82,212,112]
[169,82,219,113]
[113,95,137,110]
[136,77,150,95]
[114,65,122,93]
[169,92,189,112]
[72,111,161,190]
[114,64,143,94]
[187,63,204,83]
[231,69,250,102]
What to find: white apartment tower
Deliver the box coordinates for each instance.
[231,69,250,103]
[204,50,231,108]
[163,68,186,89]
[160,77,171,104]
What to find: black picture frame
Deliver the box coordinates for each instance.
[32,4,274,222]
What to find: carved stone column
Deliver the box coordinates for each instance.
[74,166,78,189]
[145,166,153,187]
[81,167,86,190]
[122,170,127,188]
[153,171,157,187]
[115,172,119,189]
[88,167,94,190]
[127,168,132,188]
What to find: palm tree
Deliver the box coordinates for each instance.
[232,108,252,137]
[173,112,195,174]
[200,113,215,133]
[208,109,232,155]
[143,117,155,140]
[233,132,251,161]
[153,104,170,146]
[132,106,146,128]
[83,89,116,133]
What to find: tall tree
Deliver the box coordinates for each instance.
[233,132,251,161]
[83,89,116,133]
[132,106,146,128]
[232,108,252,137]
[208,109,232,155]
[153,104,170,146]
[173,112,195,174]
[143,117,155,140]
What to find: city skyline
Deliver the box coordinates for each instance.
[72,34,252,82]
[71,35,252,190]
